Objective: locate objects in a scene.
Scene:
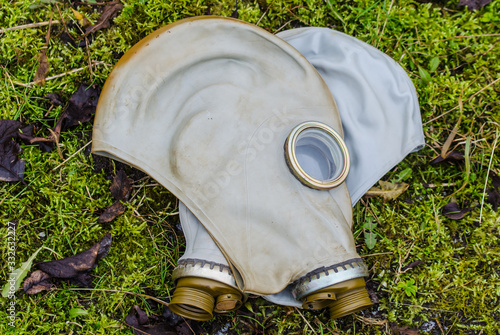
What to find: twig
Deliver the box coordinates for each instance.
[425,183,457,188]
[479,131,499,223]
[468,77,500,102]
[440,98,463,158]
[257,0,274,26]
[74,1,112,5]
[274,19,296,34]
[180,316,196,335]
[439,33,500,41]
[423,105,459,125]
[48,128,63,160]
[395,240,416,284]
[14,61,107,87]
[55,3,74,42]
[376,0,395,48]
[361,252,393,258]
[436,318,445,335]
[295,307,317,334]
[111,317,155,335]
[52,140,92,170]
[0,20,60,34]
[394,302,459,314]
[61,287,169,307]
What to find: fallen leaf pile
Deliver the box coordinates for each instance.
[0,83,101,182]
[22,233,112,295]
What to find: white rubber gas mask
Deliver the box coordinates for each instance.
[92,17,424,321]
[171,27,425,318]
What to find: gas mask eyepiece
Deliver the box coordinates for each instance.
[285,121,350,190]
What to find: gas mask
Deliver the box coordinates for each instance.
[92,17,424,321]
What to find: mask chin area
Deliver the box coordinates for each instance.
[285,122,350,190]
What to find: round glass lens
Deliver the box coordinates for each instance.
[295,128,344,182]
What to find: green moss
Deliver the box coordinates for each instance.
[1,0,499,333]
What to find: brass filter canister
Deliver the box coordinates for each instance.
[169,260,244,321]
[301,277,373,319]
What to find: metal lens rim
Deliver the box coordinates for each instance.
[285,121,350,190]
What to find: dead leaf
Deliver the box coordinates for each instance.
[487,190,500,211]
[98,169,132,222]
[34,49,50,85]
[34,12,53,85]
[110,169,132,201]
[367,290,379,304]
[44,93,64,106]
[0,120,42,181]
[26,83,101,147]
[458,0,493,10]
[442,202,474,220]
[125,305,177,335]
[35,233,111,285]
[162,306,183,327]
[71,7,91,27]
[98,201,126,223]
[430,150,464,164]
[84,1,123,37]
[0,136,25,182]
[491,171,500,189]
[23,270,53,294]
[391,325,419,335]
[0,84,100,183]
[55,83,101,133]
[401,260,424,272]
[365,180,409,202]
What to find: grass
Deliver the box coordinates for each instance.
[1,0,499,333]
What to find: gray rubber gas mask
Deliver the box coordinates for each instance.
[92,18,424,321]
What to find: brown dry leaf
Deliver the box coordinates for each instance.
[23,233,112,294]
[487,189,500,211]
[34,12,53,85]
[401,260,424,272]
[98,201,126,223]
[430,150,464,164]
[391,325,419,335]
[55,83,101,133]
[365,180,409,202]
[23,270,53,294]
[442,202,475,220]
[458,0,493,10]
[98,169,132,223]
[125,305,177,335]
[110,169,132,201]
[27,83,101,148]
[71,8,91,27]
[0,120,31,182]
[36,233,112,282]
[34,49,50,85]
[84,1,123,37]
